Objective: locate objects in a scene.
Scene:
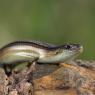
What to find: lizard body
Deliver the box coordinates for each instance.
[0,41,83,73]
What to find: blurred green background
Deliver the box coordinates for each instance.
[0,0,95,60]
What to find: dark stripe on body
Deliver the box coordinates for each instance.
[0,41,61,51]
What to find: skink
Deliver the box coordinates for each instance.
[0,41,83,73]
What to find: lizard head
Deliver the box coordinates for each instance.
[62,44,83,52]
[58,44,83,61]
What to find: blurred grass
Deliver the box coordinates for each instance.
[0,0,95,59]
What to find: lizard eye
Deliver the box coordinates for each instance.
[64,45,71,49]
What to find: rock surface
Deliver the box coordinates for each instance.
[0,60,95,95]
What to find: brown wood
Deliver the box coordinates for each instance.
[0,60,95,95]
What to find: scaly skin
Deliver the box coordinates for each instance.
[0,41,83,73]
